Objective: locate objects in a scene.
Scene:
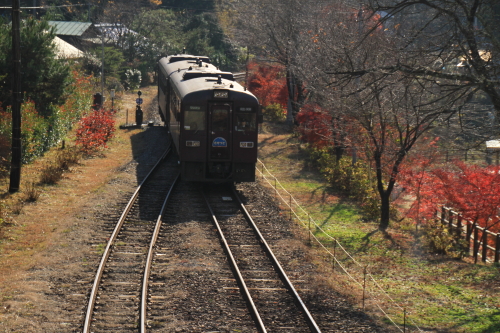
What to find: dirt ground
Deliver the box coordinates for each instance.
[0,87,160,332]
[0,88,383,333]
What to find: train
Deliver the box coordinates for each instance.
[157,54,262,182]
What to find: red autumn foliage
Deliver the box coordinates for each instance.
[399,159,500,233]
[296,104,333,148]
[246,61,288,108]
[75,108,116,155]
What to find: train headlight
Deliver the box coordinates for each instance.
[186,141,200,147]
[240,142,254,148]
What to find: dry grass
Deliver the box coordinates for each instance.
[0,89,150,330]
[257,122,500,333]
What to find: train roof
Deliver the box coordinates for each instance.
[167,54,211,64]
[158,56,258,102]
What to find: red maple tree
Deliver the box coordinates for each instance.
[246,61,288,108]
[296,104,333,148]
[399,159,500,234]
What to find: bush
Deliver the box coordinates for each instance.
[263,103,286,122]
[24,182,40,202]
[55,146,81,171]
[421,219,468,258]
[75,109,116,155]
[308,147,382,220]
[39,164,64,184]
[0,70,93,164]
[123,69,142,91]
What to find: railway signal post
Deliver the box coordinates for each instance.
[136,90,143,126]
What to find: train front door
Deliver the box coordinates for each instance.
[208,103,232,162]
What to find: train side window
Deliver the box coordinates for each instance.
[212,109,229,132]
[236,113,256,132]
[184,110,205,131]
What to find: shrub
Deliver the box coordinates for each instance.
[24,182,40,202]
[75,109,116,155]
[55,146,81,171]
[39,164,64,184]
[263,103,286,122]
[308,147,382,220]
[421,218,468,258]
[123,69,142,91]
[0,70,93,165]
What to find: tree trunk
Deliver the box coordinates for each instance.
[379,191,390,231]
[286,69,294,125]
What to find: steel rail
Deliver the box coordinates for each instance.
[202,190,268,333]
[140,172,180,333]
[83,146,171,333]
[232,185,322,333]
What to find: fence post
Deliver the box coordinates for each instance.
[332,241,337,271]
[456,216,463,237]
[441,206,446,224]
[474,226,479,263]
[466,221,473,257]
[404,308,407,333]
[289,194,292,221]
[495,234,500,263]
[362,266,367,311]
[308,215,311,245]
[482,231,488,263]
[448,211,454,230]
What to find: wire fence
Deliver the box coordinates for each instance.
[256,159,424,333]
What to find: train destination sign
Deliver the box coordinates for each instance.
[212,137,227,147]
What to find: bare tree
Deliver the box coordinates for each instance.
[353,0,500,122]
[234,0,316,124]
[294,3,471,230]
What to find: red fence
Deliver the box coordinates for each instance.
[438,207,500,263]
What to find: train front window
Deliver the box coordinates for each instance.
[184,110,205,131]
[212,109,229,132]
[236,113,256,132]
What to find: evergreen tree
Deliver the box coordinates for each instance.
[0,17,72,117]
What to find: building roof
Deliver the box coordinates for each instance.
[53,36,83,59]
[486,140,500,150]
[48,21,93,36]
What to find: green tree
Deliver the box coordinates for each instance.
[0,17,72,117]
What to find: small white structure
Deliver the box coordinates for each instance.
[53,36,83,59]
[486,140,500,165]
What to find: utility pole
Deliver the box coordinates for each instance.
[9,0,22,193]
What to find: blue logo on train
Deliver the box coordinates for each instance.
[212,137,227,147]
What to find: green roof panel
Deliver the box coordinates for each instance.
[48,21,92,36]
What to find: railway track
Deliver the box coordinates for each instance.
[202,184,321,332]
[81,148,378,332]
[82,146,179,332]
[141,182,322,332]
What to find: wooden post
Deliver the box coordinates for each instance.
[289,194,292,221]
[495,234,500,263]
[448,212,454,230]
[404,308,407,333]
[308,215,311,245]
[362,266,367,310]
[474,226,479,263]
[482,231,488,262]
[441,206,446,224]
[456,216,463,237]
[332,241,337,270]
